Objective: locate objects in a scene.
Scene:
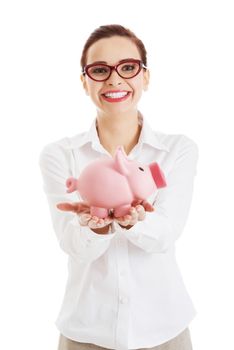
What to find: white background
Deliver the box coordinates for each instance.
[0,1,233,349]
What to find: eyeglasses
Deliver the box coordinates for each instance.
[82,59,147,82]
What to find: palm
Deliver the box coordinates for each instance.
[114,199,155,228]
[56,199,154,229]
[56,201,113,229]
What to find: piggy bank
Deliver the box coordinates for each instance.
[65,145,166,218]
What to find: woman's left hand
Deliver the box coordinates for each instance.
[114,199,155,229]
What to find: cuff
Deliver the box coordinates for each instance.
[116,215,172,253]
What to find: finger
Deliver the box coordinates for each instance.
[57,203,77,211]
[116,219,131,227]
[115,206,138,225]
[79,213,92,226]
[115,215,132,226]
[89,215,112,229]
[129,207,138,218]
[127,207,139,224]
[88,218,106,229]
[57,202,90,213]
[115,205,146,226]
[79,213,113,228]
[132,199,155,212]
[103,217,113,226]
[141,200,155,212]
[74,202,90,213]
[128,213,139,225]
[131,199,143,207]
[95,215,113,225]
[135,204,146,221]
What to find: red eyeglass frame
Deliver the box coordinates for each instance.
[82,59,147,82]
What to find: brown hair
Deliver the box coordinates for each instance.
[80,24,147,71]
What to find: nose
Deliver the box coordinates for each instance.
[106,69,122,86]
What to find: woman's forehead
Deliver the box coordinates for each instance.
[86,37,141,65]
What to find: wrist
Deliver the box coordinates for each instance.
[91,224,111,235]
[119,224,134,230]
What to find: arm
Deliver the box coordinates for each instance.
[38,141,116,263]
[121,136,199,253]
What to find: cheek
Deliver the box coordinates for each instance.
[88,83,101,99]
[131,84,144,98]
[130,76,144,93]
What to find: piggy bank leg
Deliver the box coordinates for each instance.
[90,206,109,219]
[114,204,132,218]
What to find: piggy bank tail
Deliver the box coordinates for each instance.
[66,177,79,193]
[149,163,167,188]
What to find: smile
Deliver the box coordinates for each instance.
[101,91,131,103]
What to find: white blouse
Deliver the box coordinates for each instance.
[39,111,199,350]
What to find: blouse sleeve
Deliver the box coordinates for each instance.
[38,141,116,263]
[122,136,199,253]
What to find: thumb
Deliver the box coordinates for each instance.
[141,200,155,212]
[57,203,77,211]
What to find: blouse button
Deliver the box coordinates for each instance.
[119,296,128,304]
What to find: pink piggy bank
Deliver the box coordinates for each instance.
[65,145,167,218]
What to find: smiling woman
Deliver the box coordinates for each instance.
[39,24,198,350]
[78,30,150,159]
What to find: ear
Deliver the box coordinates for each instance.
[143,69,150,91]
[80,74,89,96]
[114,146,130,176]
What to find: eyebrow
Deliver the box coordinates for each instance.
[89,58,138,65]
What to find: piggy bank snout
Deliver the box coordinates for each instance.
[149,162,167,188]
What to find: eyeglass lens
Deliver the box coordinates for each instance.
[87,61,141,81]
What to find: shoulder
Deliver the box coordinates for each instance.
[154,130,199,156]
[150,132,199,179]
[38,132,85,166]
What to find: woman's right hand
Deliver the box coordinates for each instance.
[56,202,113,233]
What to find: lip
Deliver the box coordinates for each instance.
[101,90,130,94]
[101,90,132,103]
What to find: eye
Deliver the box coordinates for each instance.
[122,64,136,71]
[139,167,144,171]
[90,66,108,74]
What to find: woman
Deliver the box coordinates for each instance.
[39,24,198,350]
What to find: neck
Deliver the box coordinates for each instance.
[96,109,142,157]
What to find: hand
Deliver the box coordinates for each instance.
[78,213,113,230]
[56,201,113,232]
[114,199,155,229]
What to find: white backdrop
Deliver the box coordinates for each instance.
[0,1,233,349]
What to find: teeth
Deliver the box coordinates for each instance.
[104,92,128,98]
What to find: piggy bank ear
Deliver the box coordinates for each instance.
[114,145,130,176]
[66,177,78,193]
[149,163,167,188]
